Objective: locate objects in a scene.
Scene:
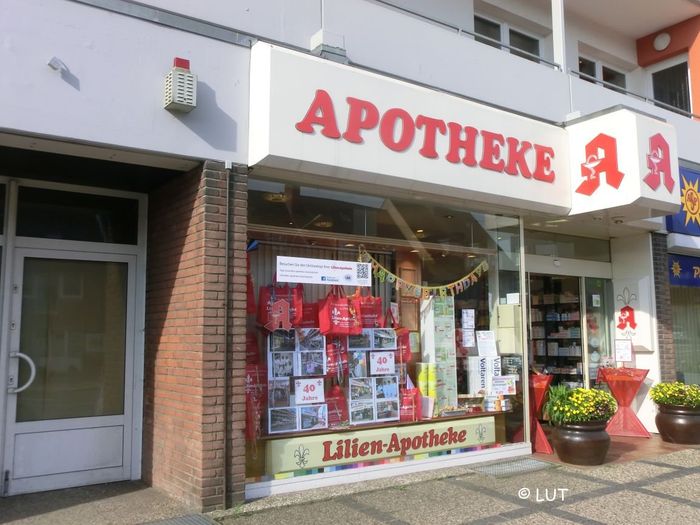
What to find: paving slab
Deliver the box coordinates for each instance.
[0,481,192,525]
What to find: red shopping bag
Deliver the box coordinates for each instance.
[326,336,349,381]
[245,364,267,441]
[399,387,423,422]
[326,383,350,427]
[298,302,320,328]
[246,331,260,364]
[319,286,362,336]
[385,308,412,363]
[352,287,384,328]
[246,254,256,315]
[257,277,303,330]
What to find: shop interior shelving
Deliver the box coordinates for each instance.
[529,275,584,387]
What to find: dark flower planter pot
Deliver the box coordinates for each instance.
[655,404,700,445]
[551,421,610,465]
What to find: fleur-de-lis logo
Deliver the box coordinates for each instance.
[475,424,487,443]
[293,445,310,469]
[616,287,637,307]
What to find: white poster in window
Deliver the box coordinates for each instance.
[294,378,325,405]
[506,293,520,305]
[461,309,475,329]
[370,351,395,375]
[462,330,476,349]
[476,331,498,356]
[276,256,371,286]
[490,375,518,396]
[614,339,633,362]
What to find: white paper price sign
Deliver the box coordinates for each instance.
[370,351,395,375]
[295,378,325,405]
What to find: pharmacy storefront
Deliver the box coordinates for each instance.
[242,42,680,498]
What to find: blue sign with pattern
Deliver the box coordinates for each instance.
[666,167,700,236]
[669,253,700,287]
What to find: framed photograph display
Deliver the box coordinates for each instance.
[269,330,296,352]
[269,378,291,408]
[349,377,374,401]
[296,328,325,352]
[374,375,399,399]
[269,407,298,434]
[298,351,326,376]
[350,401,375,425]
[349,351,367,378]
[270,351,295,378]
[348,329,373,351]
[375,400,399,422]
[299,404,328,430]
[372,328,397,350]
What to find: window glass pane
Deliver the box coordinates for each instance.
[16,259,128,422]
[584,278,614,388]
[474,16,501,48]
[509,29,539,61]
[0,184,5,235]
[653,62,691,113]
[670,286,700,384]
[17,187,139,244]
[524,230,611,262]
[578,57,596,81]
[246,177,527,478]
[602,66,626,90]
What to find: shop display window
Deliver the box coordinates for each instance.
[245,178,527,479]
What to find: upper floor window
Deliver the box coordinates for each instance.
[652,61,690,114]
[474,16,541,63]
[578,56,626,93]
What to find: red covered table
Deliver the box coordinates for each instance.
[514,374,553,454]
[597,367,651,438]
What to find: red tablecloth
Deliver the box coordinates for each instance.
[513,374,553,454]
[597,367,650,438]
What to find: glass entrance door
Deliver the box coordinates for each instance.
[3,249,135,495]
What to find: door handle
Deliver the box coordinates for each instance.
[8,352,36,394]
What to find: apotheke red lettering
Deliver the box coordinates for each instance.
[295,89,556,183]
[321,426,469,461]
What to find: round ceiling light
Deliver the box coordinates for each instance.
[653,32,671,51]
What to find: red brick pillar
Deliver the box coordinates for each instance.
[227,166,248,505]
[143,161,229,511]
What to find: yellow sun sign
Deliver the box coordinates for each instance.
[671,260,682,278]
[680,175,700,227]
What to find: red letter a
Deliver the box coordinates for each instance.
[295,89,341,138]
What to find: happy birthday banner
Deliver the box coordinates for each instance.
[359,248,488,298]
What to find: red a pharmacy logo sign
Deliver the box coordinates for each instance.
[566,109,679,217]
[576,133,624,196]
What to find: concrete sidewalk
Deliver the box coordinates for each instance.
[210,448,700,525]
[0,445,698,524]
[0,481,195,525]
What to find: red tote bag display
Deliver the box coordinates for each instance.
[351,287,384,328]
[298,301,320,328]
[399,387,423,422]
[325,335,349,381]
[257,277,304,330]
[326,383,350,427]
[318,286,362,336]
[245,364,267,442]
[384,308,412,363]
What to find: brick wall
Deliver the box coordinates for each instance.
[226,167,248,506]
[652,232,676,382]
[143,161,229,511]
